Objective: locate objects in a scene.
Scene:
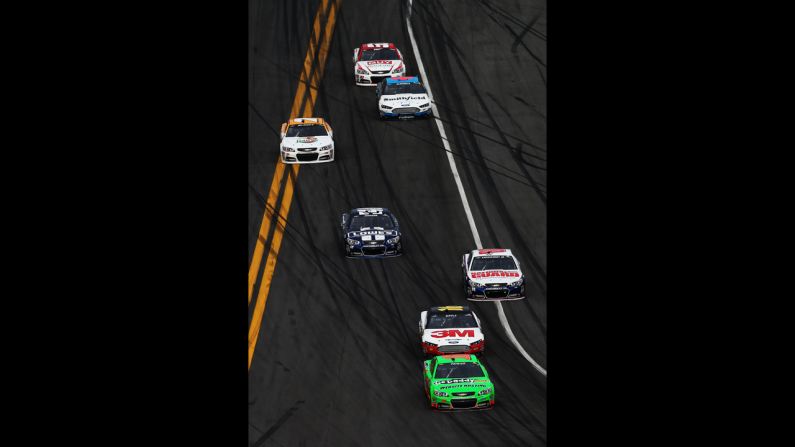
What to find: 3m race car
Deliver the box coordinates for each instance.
[462,248,526,301]
[279,118,334,164]
[340,207,402,257]
[423,354,495,411]
[376,76,431,119]
[419,306,484,357]
[352,42,406,86]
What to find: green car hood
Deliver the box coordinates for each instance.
[431,377,492,393]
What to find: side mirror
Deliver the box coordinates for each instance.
[352,48,358,64]
[279,122,287,140]
[341,213,349,230]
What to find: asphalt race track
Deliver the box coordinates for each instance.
[249,1,546,445]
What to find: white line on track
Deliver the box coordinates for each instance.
[405,0,547,377]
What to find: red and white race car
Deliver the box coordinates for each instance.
[419,306,485,356]
[352,42,406,86]
[462,248,526,301]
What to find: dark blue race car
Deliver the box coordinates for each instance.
[341,208,403,257]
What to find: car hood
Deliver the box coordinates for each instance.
[379,94,429,107]
[346,227,399,241]
[468,269,522,284]
[422,327,483,345]
[431,377,492,392]
[281,135,333,148]
[359,59,400,72]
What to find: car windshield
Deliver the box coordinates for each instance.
[434,363,485,379]
[383,83,426,95]
[427,313,477,329]
[470,256,517,271]
[361,48,399,61]
[286,124,327,138]
[350,215,394,230]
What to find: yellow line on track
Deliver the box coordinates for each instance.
[248,0,329,303]
[248,0,340,370]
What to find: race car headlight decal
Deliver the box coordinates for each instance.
[320,144,332,151]
[392,62,404,72]
[356,67,368,74]
[509,278,524,287]
[281,145,294,152]
[478,388,492,396]
[381,104,393,110]
[469,280,484,288]
[346,238,360,246]
[386,236,400,245]
[419,103,430,108]
[433,390,448,397]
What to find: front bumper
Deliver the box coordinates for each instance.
[281,148,334,164]
[345,242,402,258]
[430,394,494,411]
[467,284,525,301]
[380,109,431,119]
[422,340,484,356]
[355,71,404,86]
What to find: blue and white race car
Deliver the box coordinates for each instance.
[376,76,431,119]
[341,208,403,257]
[462,249,526,301]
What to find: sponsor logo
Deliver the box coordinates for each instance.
[431,329,475,338]
[478,249,506,254]
[470,270,520,279]
[383,96,424,102]
[297,136,318,143]
[435,378,484,385]
[366,60,393,65]
[436,306,464,311]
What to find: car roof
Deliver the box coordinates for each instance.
[287,117,326,126]
[385,76,420,85]
[436,354,478,363]
[429,305,471,314]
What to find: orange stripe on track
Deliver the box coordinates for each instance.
[248,0,340,370]
[247,164,299,369]
[247,0,329,303]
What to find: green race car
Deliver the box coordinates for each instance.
[423,354,495,410]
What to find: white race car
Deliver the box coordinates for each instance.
[279,118,334,164]
[376,76,431,119]
[352,42,406,86]
[462,249,526,301]
[419,306,485,356]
